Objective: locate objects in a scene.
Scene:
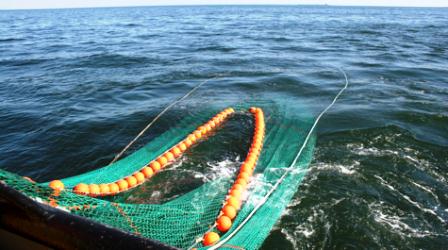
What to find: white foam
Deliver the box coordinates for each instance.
[310,161,359,175]
[185,158,239,182]
[370,202,437,238]
[374,175,446,224]
[348,143,400,157]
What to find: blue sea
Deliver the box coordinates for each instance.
[0,5,447,249]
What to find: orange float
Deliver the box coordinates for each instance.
[116,179,128,191]
[208,121,216,128]
[49,180,64,191]
[221,205,236,220]
[178,142,187,152]
[231,183,244,192]
[193,130,202,139]
[150,161,161,172]
[108,183,119,194]
[187,134,197,143]
[216,216,232,232]
[184,138,193,147]
[73,183,89,195]
[229,189,242,200]
[240,164,253,174]
[88,184,100,196]
[203,232,220,246]
[157,156,168,167]
[125,176,138,187]
[99,184,110,195]
[133,172,145,184]
[212,117,220,124]
[237,172,250,182]
[198,126,207,134]
[141,166,154,178]
[171,147,182,157]
[163,152,174,162]
[226,196,241,210]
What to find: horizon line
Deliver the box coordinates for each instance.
[1,4,448,11]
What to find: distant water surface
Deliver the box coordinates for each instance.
[0,5,447,249]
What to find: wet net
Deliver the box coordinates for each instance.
[0,103,316,250]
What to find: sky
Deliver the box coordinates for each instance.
[0,0,447,10]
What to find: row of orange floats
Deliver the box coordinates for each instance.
[48,108,236,197]
[202,107,265,246]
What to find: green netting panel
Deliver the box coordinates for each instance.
[0,103,316,250]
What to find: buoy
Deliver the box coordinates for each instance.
[249,107,257,113]
[240,163,253,174]
[221,204,237,220]
[198,126,207,134]
[247,155,257,165]
[204,124,212,132]
[208,121,216,128]
[244,158,256,169]
[231,183,244,192]
[212,117,220,124]
[235,178,248,188]
[229,189,242,200]
[226,196,241,210]
[194,130,202,139]
[99,184,110,195]
[108,183,119,194]
[150,161,161,172]
[249,147,260,155]
[170,147,182,157]
[187,134,197,143]
[203,232,220,246]
[73,183,89,195]
[184,138,193,147]
[116,179,129,191]
[164,152,175,162]
[49,180,64,191]
[217,215,232,232]
[157,156,168,167]
[133,172,145,184]
[202,232,220,246]
[237,172,250,182]
[178,142,187,152]
[125,176,137,187]
[89,184,100,196]
[141,167,154,178]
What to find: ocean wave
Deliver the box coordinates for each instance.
[193,45,237,52]
[369,201,445,238]
[0,37,25,43]
[71,53,163,68]
[0,58,48,67]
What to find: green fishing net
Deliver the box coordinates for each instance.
[0,103,316,249]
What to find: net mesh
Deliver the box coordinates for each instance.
[0,103,316,249]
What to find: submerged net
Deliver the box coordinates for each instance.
[0,102,316,249]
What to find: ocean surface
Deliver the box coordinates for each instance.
[0,5,447,249]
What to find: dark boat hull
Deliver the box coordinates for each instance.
[0,181,177,250]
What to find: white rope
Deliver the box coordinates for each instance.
[207,68,349,250]
[109,75,221,165]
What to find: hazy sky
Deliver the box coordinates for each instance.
[1,0,447,10]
